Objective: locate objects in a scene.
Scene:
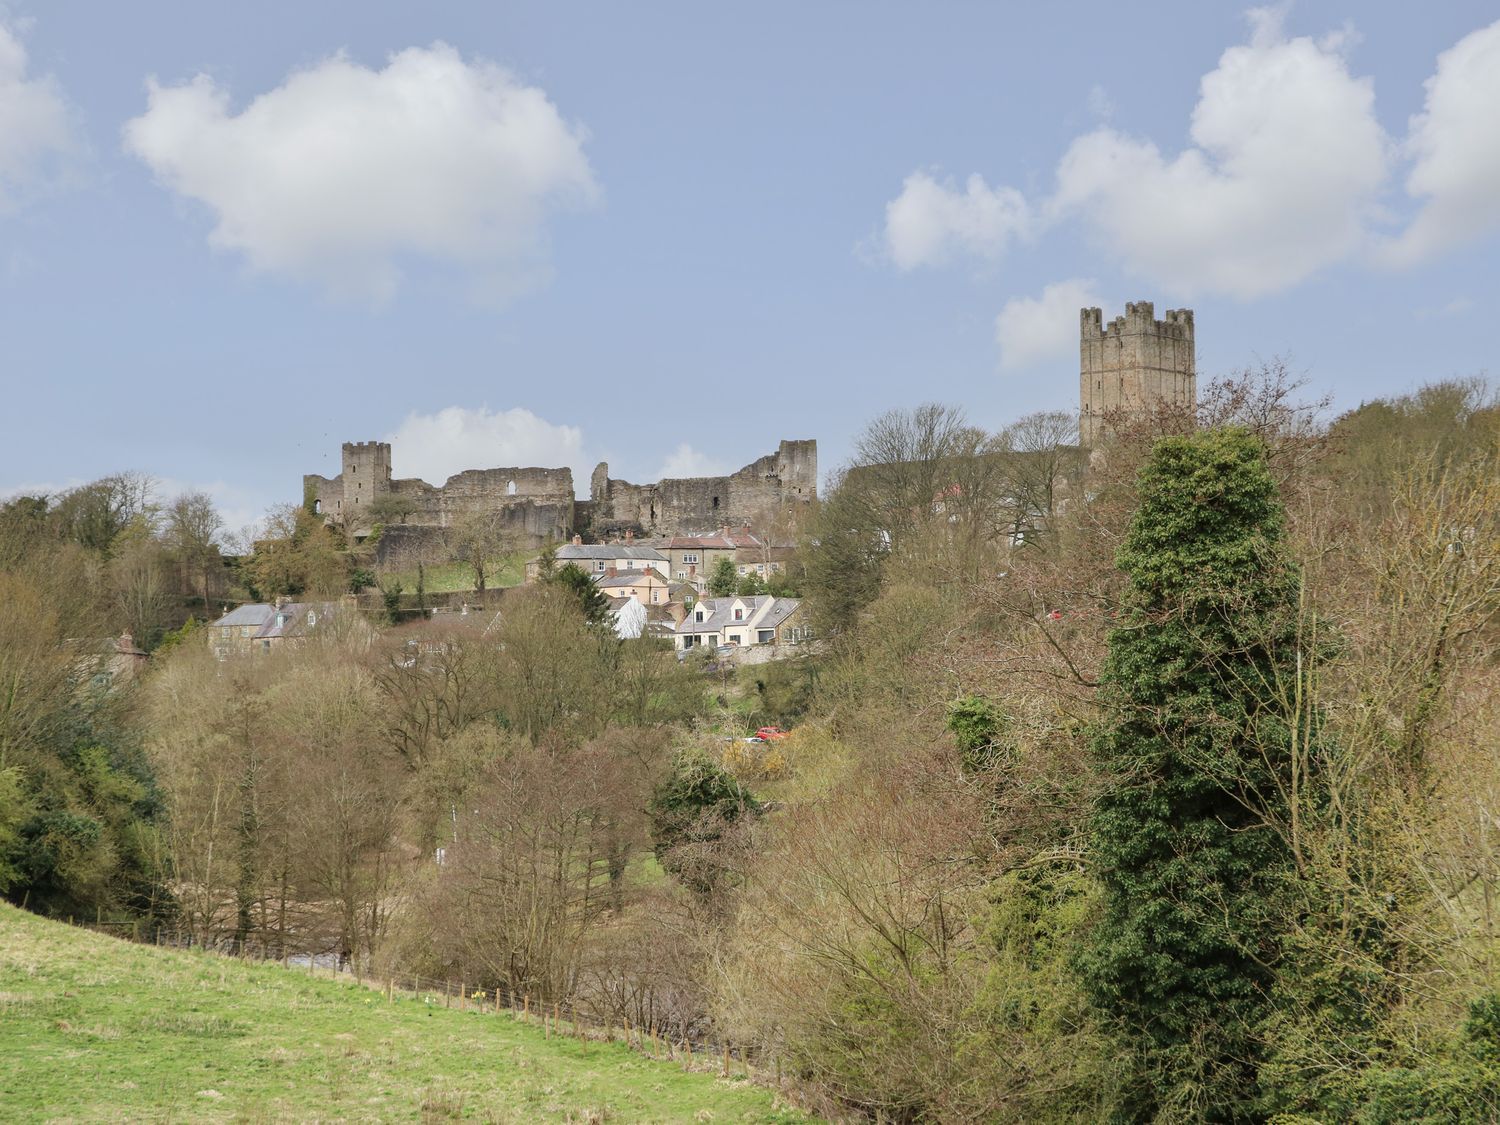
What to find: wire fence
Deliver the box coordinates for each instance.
[75,920,795,1097]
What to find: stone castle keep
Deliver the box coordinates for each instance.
[304,439,817,550]
[1079,301,1195,446]
[303,299,1186,557]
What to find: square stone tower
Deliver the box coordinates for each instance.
[1079,301,1195,446]
[340,441,392,518]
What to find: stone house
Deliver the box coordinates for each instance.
[640,528,785,590]
[525,539,670,582]
[207,601,335,659]
[594,567,672,606]
[673,595,806,651]
[734,542,796,581]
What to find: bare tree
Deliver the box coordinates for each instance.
[165,491,224,612]
[994,410,1082,551]
[450,509,514,596]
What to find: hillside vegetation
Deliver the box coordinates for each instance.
[5,372,1500,1120]
[0,905,810,1123]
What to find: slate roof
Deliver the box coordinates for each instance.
[595,568,668,589]
[674,596,801,635]
[556,544,667,563]
[210,604,276,630]
[208,602,335,641]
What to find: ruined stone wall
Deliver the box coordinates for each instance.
[1079,302,1195,446]
[388,466,574,528]
[308,444,574,547]
[372,497,573,565]
[308,438,813,548]
[588,439,817,538]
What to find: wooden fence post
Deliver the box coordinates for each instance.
[722,1042,730,1077]
[460,982,466,1012]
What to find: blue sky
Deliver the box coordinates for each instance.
[1,2,1497,534]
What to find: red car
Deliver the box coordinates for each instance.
[755,726,790,741]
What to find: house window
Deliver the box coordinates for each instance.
[757,630,774,644]
[683,553,698,564]
[695,610,704,622]
[651,590,661,603]
[733,608,743,621]
[738,566,747,575]
[596,561,607,572]
[306,611,317,627]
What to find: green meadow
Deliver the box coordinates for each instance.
[0,904,812,1123]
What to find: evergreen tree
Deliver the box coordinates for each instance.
[1080,428,1303,1120]
[708,556,738,597]
[545,562,612,625]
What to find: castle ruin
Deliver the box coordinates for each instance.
[303,438,817,554]
[1079,301,1195,446]
[586,439,817,540]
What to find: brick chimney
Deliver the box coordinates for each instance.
[625,529,634,543]
[572,535,582,546]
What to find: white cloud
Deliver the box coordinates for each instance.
[875,8,1405,300]
[882,170,1031,269]
[1050,7,1388,298]
[386,406,586,487]
[0,20,74,210]
[1383,19,1500,267]
[994,279,1102,371]
[655,444,729,480]
[123,43,599,301]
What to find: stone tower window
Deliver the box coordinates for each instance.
[507,480,516,496]
[712,496,719,510]
[313,499,321,514]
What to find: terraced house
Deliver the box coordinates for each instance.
[673,595,806,651]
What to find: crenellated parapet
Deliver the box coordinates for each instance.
[1080,300,1196,446]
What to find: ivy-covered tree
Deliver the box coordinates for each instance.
[1080,428,1304,1118]
[648,750,762,896]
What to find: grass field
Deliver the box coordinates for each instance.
[380,551,532,595]
[0,905,813,1123]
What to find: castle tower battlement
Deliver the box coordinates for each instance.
[1080,301,1195,446]
[340,440,392,516]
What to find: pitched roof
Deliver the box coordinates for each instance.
[210,604,276,629]
[556,544,667,563]
[674,595,801,635]
[208,602,335,640]
[595,568,668,589]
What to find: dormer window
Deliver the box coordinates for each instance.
[695,610,704,622]
[733,608,743,621]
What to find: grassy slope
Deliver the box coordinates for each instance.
[0,905,811,1123]
[380,552,532,595]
